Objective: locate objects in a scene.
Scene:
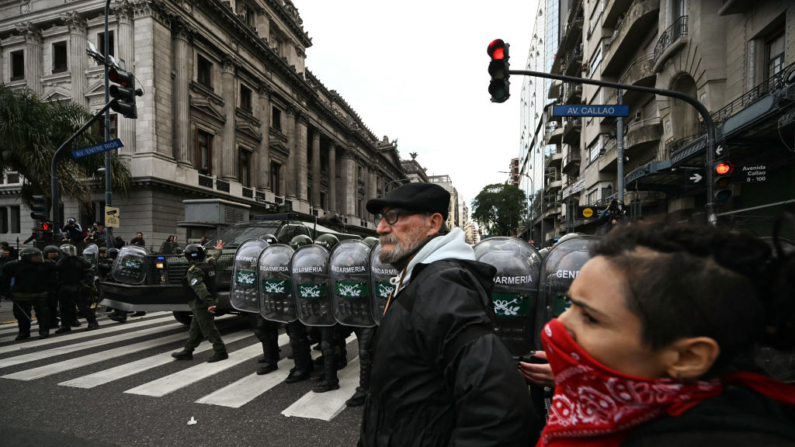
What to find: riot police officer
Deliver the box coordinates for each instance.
[42,245,63,329]
[56,244,99,332]
[2,247,56,340]
[97,247,113,281]
[171,241,228,363]
[283,235,315,384]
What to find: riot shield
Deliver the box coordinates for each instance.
[291,244,335,327]
[474,237,542,356]
[330,240,376,328]
[535,235,599,349]
[369,242,399,325]
[112,246,149,284]
[230,239,269,313]
[258,244,297,323]
[83,243,99,269]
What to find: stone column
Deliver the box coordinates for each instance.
[60,12,88,107]
[221,56,236,180]
[114,1,135,158]
[257,83,271,191]
[295,113,308,203]
[341,151,356,216]
[16,23,42,96]
[328,142,337,213]
[172,20,192,166]
[285,106,297,199]
[312,132,321,208]
[369,167,377,216]
[256,10,270,40]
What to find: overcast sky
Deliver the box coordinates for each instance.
[295,0,537,214]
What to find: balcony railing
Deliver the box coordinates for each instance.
[653,16,688,65]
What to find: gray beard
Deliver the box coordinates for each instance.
[379,233,413,265]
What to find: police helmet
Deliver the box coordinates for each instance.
[107,247,120,260]
[315,234,339,251]
[43,245,61,258]
[60,244,77,257]
[65,217,76,224]
[259,234,278,245]
[289,235,313,250]
[20,247,43,263]
[99,246,107,255]
[184,244,206,262]
[362,237,379,248]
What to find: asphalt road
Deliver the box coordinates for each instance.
[0,311,364,447]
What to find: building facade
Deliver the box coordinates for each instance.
[400,152,428,184]
[0,0,404,247]
[427,174,459,229]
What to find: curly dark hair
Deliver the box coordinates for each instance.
[591,223,794,374]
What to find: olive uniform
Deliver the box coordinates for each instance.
[1,248,56,340]
[42,246,63,329]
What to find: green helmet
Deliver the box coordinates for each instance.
[315,234,339,251]
[20,247,42,263]
[107,247,120,260]
[99,246,107,254]
[362,237,379,248]
[60,244,77,257]
[289,235,313,250]
[43,245,61,257]
[184,244,206,262]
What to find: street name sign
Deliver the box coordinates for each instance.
[733,164,767,184]
[72,138,124,159]
[552,105,629,117]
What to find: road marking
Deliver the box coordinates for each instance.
[0,312,168,342]
[125,341,265,397]
[0,322,185,369]
[281,356,361,421]
[60,329,255,389]
[0,313,173,355]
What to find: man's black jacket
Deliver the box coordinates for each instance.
[359,259,538,447]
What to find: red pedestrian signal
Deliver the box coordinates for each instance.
[487,39,510,103]
[715,163,733,175]
[41,222,51,231]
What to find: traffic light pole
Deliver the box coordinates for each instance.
[508,69,718,226]
[103,0,114,249]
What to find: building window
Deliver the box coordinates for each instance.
[589,47,602,78]
[238,148,251,188]
[52,41,68,74]
[588,139,601,163]
[240,84,252,111]
[245,4,256,28]
[9,206,20,234]
[195,129,213,175]
[271,161,281,195]
[320,192,327,209]
[587,190,598,206]
[11,50,24,81]
[766,31,785,79]
[197,55,213,88]
[98,32,115,58]
[320,151,328,173]
[271,107,282,131]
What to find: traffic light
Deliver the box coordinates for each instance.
[487,39,510,103]
[714,162,734,203]
[30,195,49,221]
[109,68,141,119]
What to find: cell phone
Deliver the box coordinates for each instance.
[514,353,548,365]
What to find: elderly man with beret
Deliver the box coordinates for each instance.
[358,183,538,447]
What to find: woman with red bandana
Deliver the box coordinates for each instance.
[536,223,795,447]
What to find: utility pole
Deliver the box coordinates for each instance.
[103,0,113,249]
[616,89,625,203]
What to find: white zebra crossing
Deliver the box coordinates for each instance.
[282,356,361,421]
[0,312,168,344]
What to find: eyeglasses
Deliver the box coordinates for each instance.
[374,209,427,226]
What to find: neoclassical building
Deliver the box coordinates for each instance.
[0,0,403,246]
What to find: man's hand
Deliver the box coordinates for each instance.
[213,240,225,250]
[519,351,555,387]
[207,305,216,314]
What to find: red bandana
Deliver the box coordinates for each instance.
[536,319,795,447]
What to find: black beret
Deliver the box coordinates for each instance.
[366,183,450,220]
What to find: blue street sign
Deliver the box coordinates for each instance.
[552,105,630,117]
[72,138,124,159]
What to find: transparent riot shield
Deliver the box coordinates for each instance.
[230,239,269,313]
[258,244,296,323]
[535,236,599,349]
[330,240,375,328]
[112,246,149,284]
[82,243,99,269]
[291,244,335,327]
[370,243,399,325]
[475,237,542,356]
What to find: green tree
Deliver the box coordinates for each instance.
[471,183,528,236]
[0,84,131,215]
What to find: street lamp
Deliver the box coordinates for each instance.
[381,178,409,197]
[498,170,534,241]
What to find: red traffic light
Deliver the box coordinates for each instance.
[487,39,506,60]
[715,163,733,175]
[109,68,133,87]
[40,222,51,231]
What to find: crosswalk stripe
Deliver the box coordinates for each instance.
[0,314,174,355]
[0,312,168,341]
[281,356,361,421]
[125,340,265,397]
[0,321,186,369]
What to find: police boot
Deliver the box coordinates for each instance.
[313,338,339,393]
[108,310,127,322]
[285,339,313,384]
[336,339,348,370]
[346,356,372,407]
[171,348,194,360]
[55,325,71,334]
[38,332,50,340]
[206,351,228,363]
[256,344,278,375]
[85,321,99,331]
[71,319,81,327]
[15,332,30,341]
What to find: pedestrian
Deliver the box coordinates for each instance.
[55,244,99,333]
[61,218,83,244]
[535,223,795,447]
[199,165,210,176]
[599,196,627,235]
[171,241,228,363]
[359,183,537,446]
[1,247,56,340]
[130,232,146,247]
[0,241,18,260]
[22,228,38,245]
[159,235,178,254]
[42,245,63,329]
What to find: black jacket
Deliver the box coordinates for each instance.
[359,260,538,447]
[622,385,795,447]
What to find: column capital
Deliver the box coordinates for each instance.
[15,22,41,44]
[285,104,296,116]
[132,0,173,25]
[112,0,135,24]
[296,111,310,126]
[171,18,194,42]
[341,151,356,161]
[60,11,87,35]
[328,140,336,150]
[312,132,321,141]
[221,55,236,73]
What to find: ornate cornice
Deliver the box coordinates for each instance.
[60,11,88,35]
[257,82,272,97]
[263,0,311,48]
[131,0,175,26]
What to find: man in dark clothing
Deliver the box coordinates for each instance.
[130,232,146,247]
[359,183,537,447]
[61,219,84,244]
[1,247,56,340]
[55,244,99,333]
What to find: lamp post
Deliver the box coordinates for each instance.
[499,170,534,240]
[382,178,409,197]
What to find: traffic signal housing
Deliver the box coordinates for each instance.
[109,68,141,119]
[487,39,510,103]
[714,162,733,203]
[30,195,49,221]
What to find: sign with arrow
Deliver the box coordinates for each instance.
[715,145,724,157]
[684,170,705,188]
